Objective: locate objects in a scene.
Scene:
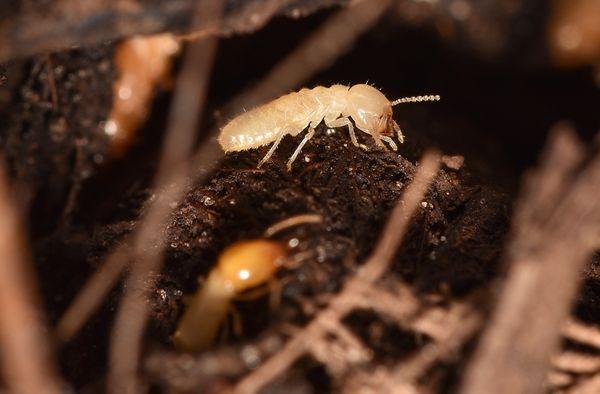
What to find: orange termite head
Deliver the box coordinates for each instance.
[216,239,287,294]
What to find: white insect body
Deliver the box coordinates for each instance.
[218,84,440,169]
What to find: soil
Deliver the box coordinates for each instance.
[0,3,599,392]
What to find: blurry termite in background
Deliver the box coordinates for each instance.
[174,214,322,353]
[218,84,440,170]
[104,34,180,157]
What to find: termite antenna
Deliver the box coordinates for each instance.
[391,94,441,106]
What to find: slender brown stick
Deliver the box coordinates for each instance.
[562,319,600,349]
[0,0,350,62]
[107,2,223,392]
[461,126,600,394]
[179,0,295,41]
[0,162,63,394]
[568,373,600,394]
[55,242,129,342]
[234,151,441,394]
[552,352,600,374]
[394,303,481,384]
[346,301,481,393]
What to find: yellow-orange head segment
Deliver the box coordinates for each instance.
[216,239,287,293]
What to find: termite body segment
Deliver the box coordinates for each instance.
[218,83,440,169]
[174,239,286,353]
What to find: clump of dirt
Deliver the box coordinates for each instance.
[162,127,509,298]
[143,127,509,389]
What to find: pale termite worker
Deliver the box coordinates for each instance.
[218,84,440,169]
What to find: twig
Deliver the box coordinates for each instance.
[547,370,574,389]
[563,319,600,349]
[340,283,421,328]
[0,0,350,62]
[552,352,600,374]
[342,368,420,394]
[234,150,441,394]
[107,2,223,392]
[178,0,295,41]
[145,348,248,392]
[339,301,481,394]
[307,319,373,376]
[411,304,472,341]
[393,302,481,384]
[55,242,129,342]
[45,55,58,107]
[0,162,63,394]
[567,373,600,394]
[461,125,600,394]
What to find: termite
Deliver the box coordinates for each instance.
[174,239,287,352]
[104,34,180,157]
[174,214,322,353]
[218,84,440,170]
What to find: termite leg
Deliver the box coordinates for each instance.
[258,130,286,168]
[268,279,282,311]
[287,126,315,170]
[284,250,316,270]
[229,306,243,338]
[325,116,363,149]
[392,120,404,143]
[234,282,280,329]
[380,135,398,151]
[235,284,271,302]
